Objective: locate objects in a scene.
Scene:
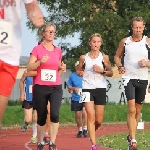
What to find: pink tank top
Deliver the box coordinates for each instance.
[31,43,62,86]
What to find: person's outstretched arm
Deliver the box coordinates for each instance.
[24,0,44,27]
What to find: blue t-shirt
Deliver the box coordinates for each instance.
[25,77,33,102]
[67,72,82,101]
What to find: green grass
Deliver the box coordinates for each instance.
[2,104,75,126]
[2,103,150,126]
[97,130,150,150]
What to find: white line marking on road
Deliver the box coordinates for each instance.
[25,141,32,150]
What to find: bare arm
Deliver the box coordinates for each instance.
[77,55,85,71]
[114,38,127,74]
[24,1,44,27]
[67,86,79,93]
[144,38,150,67]
[19,71,27,101]
[58,60,67,76]
[138,38,150,67]
[27,55,41,71]
[67,86,75,91]
[76,55,85,76]
[103,55,113,77]
[26,71,37,77]
[114,38,126,67]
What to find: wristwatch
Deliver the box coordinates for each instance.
[118,66,123,70]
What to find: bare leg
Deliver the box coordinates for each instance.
[32,110,37,138]
[84,101,95,145]
[0,95,8,131]
[50,122,59,143]
[135,103,142,126]
[75,111,82,129]
[82,107,87,127]
[24,107,33,124]
[95,105,104,131]
[127,100,137,140]
[37,125,45,142]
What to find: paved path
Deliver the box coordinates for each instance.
[0,123,150,150]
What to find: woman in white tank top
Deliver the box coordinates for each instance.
[77,33,113,150]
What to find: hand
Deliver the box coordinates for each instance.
[40,55,49,64]
[118,66,126,74]
[74,87,79,93]
[28,2,44,27]
[93,64,104,73]
[68,89,73,94]
[76,71,84,77]
[60,61,66,72]
[138,59,148,67]
[20,94,25,102]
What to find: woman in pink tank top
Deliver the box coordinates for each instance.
[27,24,66,150]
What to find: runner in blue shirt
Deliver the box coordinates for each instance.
[67,61,88,138]
[19,70,37,143]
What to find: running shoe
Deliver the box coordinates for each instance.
[43,134,50,144]
[91,145,97,150]
[76,131,82,138]
[83,130,88,137]
[127,135,131,144]
[49,143,57,150]
[37,143,44,150]
[31,136,37,144]
[21,122,28,132]
[128,141,138,150]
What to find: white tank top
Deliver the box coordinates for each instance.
[0,0,33,66]
[82,52,107,89]
[122,35,149,80]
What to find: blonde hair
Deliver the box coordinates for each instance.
[39,23,56,42]
[131,17,145,26]
[88,33,103,44]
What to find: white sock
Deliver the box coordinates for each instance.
[83,126,87,130]
[79,127,82,131]
[131,139,137,143]
[32,123,37,138]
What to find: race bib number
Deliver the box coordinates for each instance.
[79,92,90,103]
[0,21,12,46]
[41,69,56,82]
[29,85,33,94]
[122,78,130,86]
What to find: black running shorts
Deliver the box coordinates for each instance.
[124,79,148,104]
[71,100,84,111]
[82,88,106,105]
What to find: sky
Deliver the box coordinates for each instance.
[21,3,79,56]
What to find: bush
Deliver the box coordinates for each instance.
[8,100,22,106]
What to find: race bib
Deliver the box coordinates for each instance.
[29,85,33,94]
[0,21,13,46]
[41,69,56,82]
[79,92,90,103]
[77,88,82,96]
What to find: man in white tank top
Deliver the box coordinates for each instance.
[114,17,150,150]
[77,33,113,150]
[0,0,44,131]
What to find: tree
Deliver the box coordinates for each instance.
[28,0,150,70]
